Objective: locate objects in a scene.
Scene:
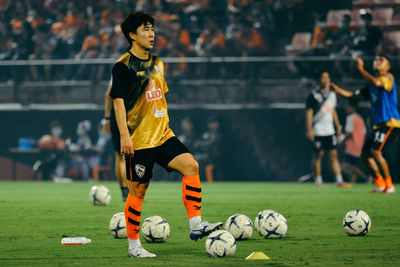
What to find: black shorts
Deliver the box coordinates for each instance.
[110,109,120,153]
[125,137,189,183]
[362,126,400,154]
[313,135,338,152]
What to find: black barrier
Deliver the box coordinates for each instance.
[0,108,398,182]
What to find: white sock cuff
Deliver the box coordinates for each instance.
[128,238,141,249]
[189,216,202,230]
[336,174,343,183]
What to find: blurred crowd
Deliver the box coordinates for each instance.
[34,119,113,181]
[31,115,224,181]
[0,0,354,80]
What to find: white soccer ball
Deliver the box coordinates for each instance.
[89,185,111,206]
[205,230,236,257]
[254,209,276,233]
[109,212,127,239]
[141,216,170,243]
[257,211,288,239]
[225,214,253,240]
[343,210,371,236]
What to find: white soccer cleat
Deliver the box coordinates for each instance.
[128,246,156,258]
[190,221,223,241]
[383,186,395,194]
[371,186,385,193]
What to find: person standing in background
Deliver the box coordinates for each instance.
[341,101,368,183]
[306,71,351,188]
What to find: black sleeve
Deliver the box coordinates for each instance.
[352,85,370,101]
[110,62,131,100]
[305,93,316,110]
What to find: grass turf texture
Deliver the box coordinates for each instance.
[0,182,399,267]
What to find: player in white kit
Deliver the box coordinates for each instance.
[305,71,351,188]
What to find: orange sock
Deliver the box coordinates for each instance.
[124,194,143,239]
[374,176,385,188]
[385,177,394,188]
[182,175,202,219]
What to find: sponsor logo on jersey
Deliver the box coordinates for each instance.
[153,104,166,118]
[146,79,163,102]
[135,164,146,178]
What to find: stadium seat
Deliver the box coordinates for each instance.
[383,31,400,51]
[285,33,312,56]
[92,155,113,181]
[353,0,374,9]
[372,7,394,25]
[353,0,400,9]
[326,10,351,28]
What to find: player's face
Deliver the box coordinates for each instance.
[373,56,390,72]
[131,22,155,51]
[319,72,330,88]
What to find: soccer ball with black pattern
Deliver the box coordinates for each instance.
[224,214,253,240]
[109,212,127,239]
[254,209,276,233]
[89,185,111,206]
[257,211,288,239]
[141,216,170,243]
[343,210,371,236]
[205,230,236,257]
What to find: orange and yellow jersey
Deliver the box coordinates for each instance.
[110,51,174,150]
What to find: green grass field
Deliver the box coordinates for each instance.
[0,181,399,266]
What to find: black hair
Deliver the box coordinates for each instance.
[120,11,155,46]
[378,53,390,62]
[314,70,329,81]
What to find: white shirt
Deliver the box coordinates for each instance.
[306,89,337,136]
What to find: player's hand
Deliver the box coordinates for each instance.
[120,134,134,156]
[337,128,343,136]
[307,130,314,142]
[355,57,364,70]
[329,83,338,92]
[103,120,111,136]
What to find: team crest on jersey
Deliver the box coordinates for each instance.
[146,79,163,102]
[135,164,146,178]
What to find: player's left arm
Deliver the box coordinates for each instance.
[333,108,342,136]
[355,58,390,90]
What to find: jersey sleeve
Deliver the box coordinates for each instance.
[110,62,131,99]
[160,60,169,94]
[305,93,316,110]
[378,74,394,92]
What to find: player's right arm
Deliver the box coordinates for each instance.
[110,63,134,156]
[103,82,112,135]
[113,98,134,155]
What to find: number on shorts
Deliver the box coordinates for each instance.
[374,131,386,143]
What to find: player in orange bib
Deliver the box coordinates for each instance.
[109,12,222,258]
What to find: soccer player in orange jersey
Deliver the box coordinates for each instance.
[331,55,400,193]
[109,12,222,258]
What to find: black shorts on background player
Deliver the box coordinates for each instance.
[125,137,189,183]
[313,135,338,152]
[362,126,400,154]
